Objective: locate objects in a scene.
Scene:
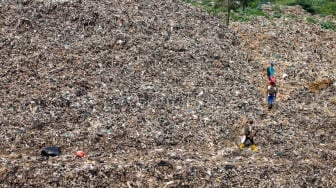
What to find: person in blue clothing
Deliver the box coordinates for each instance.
[267,80,277,109]
[267,61,275,82]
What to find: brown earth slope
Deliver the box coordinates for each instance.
[0,1,335,187]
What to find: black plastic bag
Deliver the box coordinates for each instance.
[41,146,62,157]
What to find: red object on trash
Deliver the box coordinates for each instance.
[269,76,276,85]
[75,151,86,158]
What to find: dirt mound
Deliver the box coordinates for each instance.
[0,1,335,187]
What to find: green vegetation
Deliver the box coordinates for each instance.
[183,0,336,17]
[231,7,268,22]
[306,17,317,24]
[320,21,335,30]
[183,0,336,30]
[276,0,336,16]
[272,5,282,18]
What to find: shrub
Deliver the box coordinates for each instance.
[320,21,335,30]
[290,0,316,14]
[306,17,317,24]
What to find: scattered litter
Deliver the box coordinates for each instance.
[75,151,86,158]
[41,146,62,157]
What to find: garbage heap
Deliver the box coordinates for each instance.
[0,0,335,187]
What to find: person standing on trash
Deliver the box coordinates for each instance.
[267,61,276,82]
[242,0,248,11]
[267,80,277,109]
[239,120,258,151]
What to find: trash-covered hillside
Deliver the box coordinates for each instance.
[0,0,335,187]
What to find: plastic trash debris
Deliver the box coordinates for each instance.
[186,109,192,114]
[64,42,70,49]
[274,151,282,156]
[75,151,86,158]
[282,73,288,79]
[106,129,112,135]
[41,146,61,157]
[64,132,73,138]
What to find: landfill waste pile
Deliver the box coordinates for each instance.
[0,0,335,187]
